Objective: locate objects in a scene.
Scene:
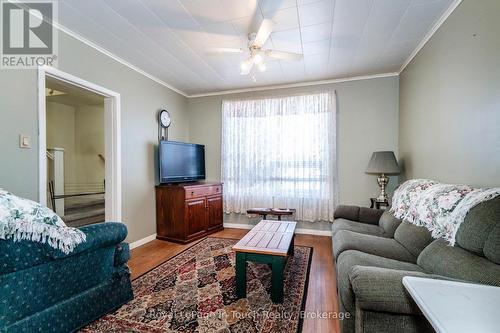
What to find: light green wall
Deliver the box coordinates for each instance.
[2,0,495,241]
[46,102,106,186]
[74,104,105,185]
[399,0,500,185]
[0,70,39,199]
[0,31,189,243]
[46,102,77,184]
[187,76,400,228]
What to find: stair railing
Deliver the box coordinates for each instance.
[46,148,65,215]
[46,150,106,214]
[49,181,105,201]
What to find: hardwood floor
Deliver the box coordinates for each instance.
[128,228,340,333]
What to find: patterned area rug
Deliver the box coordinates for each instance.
[82,237,312,333]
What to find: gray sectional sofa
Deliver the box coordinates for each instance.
[332,197,500,333]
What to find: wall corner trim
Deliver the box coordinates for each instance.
[129,233,157,249]
[399,0,463,73]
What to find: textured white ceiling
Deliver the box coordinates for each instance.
[58,0,455,95]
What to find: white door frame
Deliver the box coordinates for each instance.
[38,66,122,221]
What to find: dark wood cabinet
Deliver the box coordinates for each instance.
[156,182,223,243]
[207,195,223,231]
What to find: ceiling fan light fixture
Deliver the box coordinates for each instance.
[211,19,303,77]
[240,60,251,71]
[253,53,263,64]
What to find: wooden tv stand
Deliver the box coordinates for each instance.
[155,182,223,243]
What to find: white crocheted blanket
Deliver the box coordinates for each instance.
[390,180,500,245]
[0,190,86,254]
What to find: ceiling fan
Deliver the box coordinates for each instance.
[207,19,303,76]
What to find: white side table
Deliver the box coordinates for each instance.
[402,276,500,333]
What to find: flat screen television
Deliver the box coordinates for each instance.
[159,141,205,183]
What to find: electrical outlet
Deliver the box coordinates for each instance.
[19,134,31,148]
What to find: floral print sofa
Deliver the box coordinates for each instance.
[0,222,133,332]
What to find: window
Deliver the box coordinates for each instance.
[221,92,338,222]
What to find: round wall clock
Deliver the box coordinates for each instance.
[159,110,171,128]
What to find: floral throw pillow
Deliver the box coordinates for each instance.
[0,189,86,254]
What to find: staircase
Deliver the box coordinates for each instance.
[62,195,105,228]
[46,149,106,227]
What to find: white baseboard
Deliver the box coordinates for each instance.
[295,228,332,236]
[223,223,332,236]
[129,233,157,249]
[223,223,254,230]
[129,224,331,250]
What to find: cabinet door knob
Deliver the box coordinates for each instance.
[191,191,194,195]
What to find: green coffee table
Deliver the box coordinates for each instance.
[232,220,297,303]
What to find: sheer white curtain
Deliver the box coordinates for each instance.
[221,91,338,222]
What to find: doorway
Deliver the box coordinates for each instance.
[38,66,121,223]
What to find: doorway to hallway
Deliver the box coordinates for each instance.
[38,66,122,224]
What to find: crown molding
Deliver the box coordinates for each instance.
[54,19,397,99]
[188,72,400,98]
[55,23,399,98]
[399,0,462,73]
[52,22,190,97]
[44,0,461,99]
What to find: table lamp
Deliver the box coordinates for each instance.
[365,151,400,201]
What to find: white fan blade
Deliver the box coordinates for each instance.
[265,49,303,61]
[206,47,243,54]
[240,58,254,75]
[253,19,274,47]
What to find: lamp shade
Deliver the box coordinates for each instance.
[365,151,400,175]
